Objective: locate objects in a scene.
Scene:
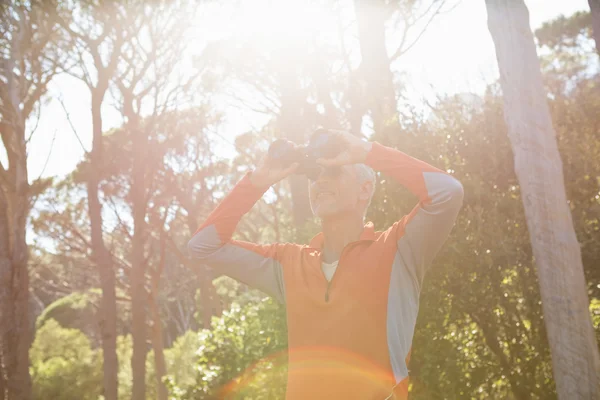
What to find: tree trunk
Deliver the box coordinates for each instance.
[130,114,148,400]
[197,271,215,328]
[89,92,119,400]
[589,0,600,55]
[150,237,168,400]
[485,1,600,399]
[278,69,313,225]
[0,188,11,400]
[10,135,32,400]
[185,203,220,323]
[0,23,34,396]
[0,128,32,400]
[150,297,167,400]
[354,0,398,137]
[0,357,4,400]
[468,311,529,400]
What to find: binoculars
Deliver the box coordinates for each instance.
[267,129,345,180]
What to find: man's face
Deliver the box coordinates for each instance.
[309,165,370,219]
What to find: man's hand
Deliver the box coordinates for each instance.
[250,155,299,189]
[316,130,373,167]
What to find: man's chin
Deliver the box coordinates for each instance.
[314,206,342,219]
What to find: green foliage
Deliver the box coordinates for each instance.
[195,276,270,327]
[172,297,288,400]
[36,291,98,332]
[30,320,211,399]
[536,11,592,49]
[35,289,132,344]
[163,330,204,391]
[30,319,103,400]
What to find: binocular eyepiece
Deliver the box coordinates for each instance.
[267,129,345,180]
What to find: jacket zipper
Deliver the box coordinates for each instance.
[318,239,370,303]
[325,281,332,302]
[322,246,350,303]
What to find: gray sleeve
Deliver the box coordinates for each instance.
[385,173,463,383]
[397,172,464,289]
[188,224,286,304]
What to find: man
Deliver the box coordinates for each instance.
[188,130,464,399]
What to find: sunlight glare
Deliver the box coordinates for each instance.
[200,0,338,45]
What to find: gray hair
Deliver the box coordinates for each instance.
[354,163,376,217]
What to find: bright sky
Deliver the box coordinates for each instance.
[15,0,591,183]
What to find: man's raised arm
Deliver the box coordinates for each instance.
[187,159,299,303]
[365,142,464,287]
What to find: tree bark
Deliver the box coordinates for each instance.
[278,72,314,225]
[485,1,600,398]
[150,277,167,400]
[353,0,398,137]
[197,271,215,328]
[468,310,529,400]
[183,195,221,323]
[10,131,32,400]
[0,88,32,400]
[589,0,600,55]
[129,108,148,400]
[0,188,11,400]
[150,237,168,400]
[89,91,119,400]
[0,357,4,400]
[150,298,167,400]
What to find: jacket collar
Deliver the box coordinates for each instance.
[308,221,375,249]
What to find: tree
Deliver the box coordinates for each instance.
[589,0,600,55]
[485,0,600,398]
[30,319,103,400]
[0,2,63,398]
[353,0,450,138]
[56,2,130,397]
[172,297,288,400]
[111,2,198,397]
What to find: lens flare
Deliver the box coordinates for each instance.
[215,346,401,399]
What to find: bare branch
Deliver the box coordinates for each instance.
[390,0,448,62]
[25,101,42,144]
[106,195,133,242]
[57,95,88,153]
[35,128,56,180]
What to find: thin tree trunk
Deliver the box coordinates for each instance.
[0,188,11,400]
[129,108,147,400]
[0,134,32,400]
[485,1,600,399]
[278,69,313,225]
[89,91,119,400]
[150,236,168,400]
[184,213,220,323]
[11,136,32,400]
[589,0,600,55]
[197,272,214,328]
[0,22,33,396]
[150,299,167,400]
[0,360,4,400]
[354,0,398,137]
[468,311,529,400]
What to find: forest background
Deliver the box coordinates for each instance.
[1,0,599,399]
